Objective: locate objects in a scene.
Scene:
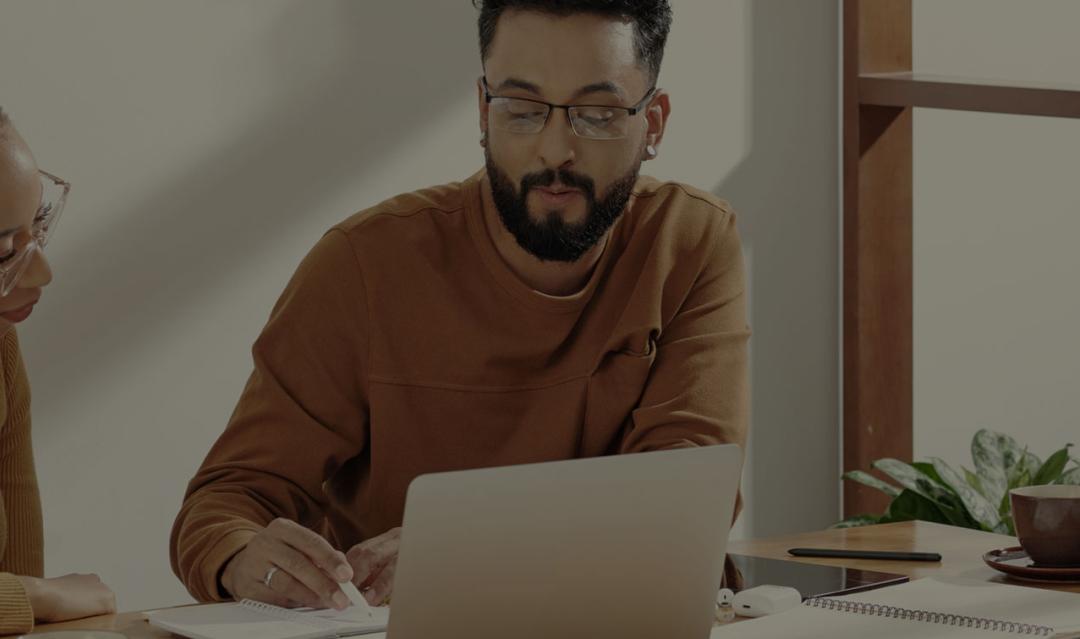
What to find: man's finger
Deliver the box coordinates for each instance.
[346,528,399,560]
[347,545,391,589]
[268,540,350,610]
[270,519,353,582]
[364,560,396,606]
[251,581,301,609]
[345,530,399,587]
[262,566,326,610]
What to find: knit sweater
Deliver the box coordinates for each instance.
[0,329,42,635]
[172,172,750,601]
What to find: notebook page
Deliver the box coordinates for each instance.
[709,603,999,639]
[711,578,1080,639]
[147,601,389,639]
[148,602,332,639]
[839,577,1080,634]
[305,604,390,630]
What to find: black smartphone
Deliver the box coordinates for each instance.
[728,554,909,599]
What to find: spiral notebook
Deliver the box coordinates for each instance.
[710,577,1080,638]
[147,598,390,639]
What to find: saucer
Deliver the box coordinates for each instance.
[983,546,1080,584]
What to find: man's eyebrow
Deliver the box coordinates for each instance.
[0,227,18,240]
[572,81,625,101]
[495,78,627,101]
[496,77,543,94]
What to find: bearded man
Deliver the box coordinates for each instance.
[171,0,749,611]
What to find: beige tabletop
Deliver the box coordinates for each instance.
[21,520,1077,636]
[728,519,1080,594]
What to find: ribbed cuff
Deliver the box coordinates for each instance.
[0,572,34,635]
[201,527,260,602]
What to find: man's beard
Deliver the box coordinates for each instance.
[484,148,640,263]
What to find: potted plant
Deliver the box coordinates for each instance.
[838,429,1079,534]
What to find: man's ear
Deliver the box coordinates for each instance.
[477,76,489,143]
[643,89,671,160]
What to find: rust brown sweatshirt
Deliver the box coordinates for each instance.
[171,172,749,601]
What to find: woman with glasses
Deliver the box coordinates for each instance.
[0,108,116,634]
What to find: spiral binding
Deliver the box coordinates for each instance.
[804,597,1055,636]
[239,599,339,630]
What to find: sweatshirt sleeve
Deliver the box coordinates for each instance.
[170,229,370,602]
[0,572,33,635]
[0,329,42,634]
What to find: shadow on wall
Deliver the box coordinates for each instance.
[22,1,479,393]
[716,0,840,536]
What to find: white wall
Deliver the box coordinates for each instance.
[714,0,840,539]
[913,1,1080,466]
[0,0,838,610]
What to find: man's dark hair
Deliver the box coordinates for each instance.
[473,0,673,84]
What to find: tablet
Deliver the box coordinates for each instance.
[729,554,908,599]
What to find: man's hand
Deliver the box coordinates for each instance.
[346,527,401,606]
[220,518,354,610]
[18,573,117,623]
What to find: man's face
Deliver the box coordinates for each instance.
[481,10,655,262]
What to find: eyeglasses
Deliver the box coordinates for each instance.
[0,170,69,296]
[483,77,656,141]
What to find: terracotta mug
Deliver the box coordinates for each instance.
[1010,485,1080,567]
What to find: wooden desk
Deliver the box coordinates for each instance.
[23,521,1077,636]
[728,520,1080,594]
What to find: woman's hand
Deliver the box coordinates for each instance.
[18,573,117,622]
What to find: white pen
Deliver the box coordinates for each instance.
[339,581,376,618]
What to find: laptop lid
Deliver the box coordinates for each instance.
[388,444,743,639]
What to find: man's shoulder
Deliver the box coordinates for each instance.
[631,176,737,244]
[634,176,734,218]
[333,178,471,241]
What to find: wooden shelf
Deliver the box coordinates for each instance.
[843,0,1080,518]
[860,72,1080,119]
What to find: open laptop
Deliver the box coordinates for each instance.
[387,444,743,639]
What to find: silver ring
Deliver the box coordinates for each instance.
[263,566,279,588]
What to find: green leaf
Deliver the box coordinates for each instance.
[1059,466,1080,485]
[912,462,952,492]
[873,459,952,502]
[1034,444,1074,485]
[972,430,1010,509]
[1010,448,1042,488]
[842,471,901,498]
[884,489,952,525]
[872,459,973,528]
[1001,511,1016,536]
[963,466,986,498]
[971,430,1042,506]
[911,463,981,528]
[1009,468,1032,491]
[930,457,1005,533]
[831,514,881,529]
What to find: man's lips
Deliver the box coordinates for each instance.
[536,185,580,195]
[533,185,584,207]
